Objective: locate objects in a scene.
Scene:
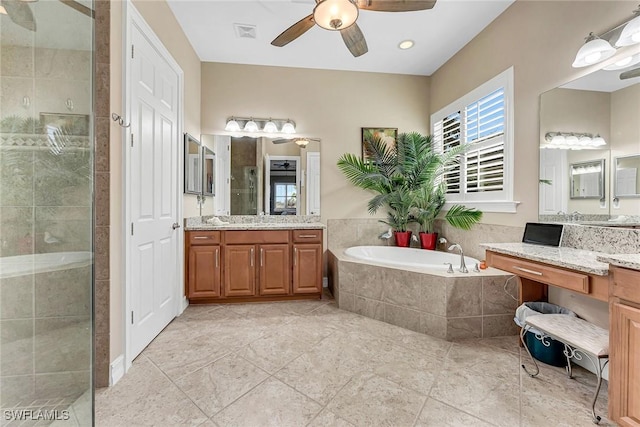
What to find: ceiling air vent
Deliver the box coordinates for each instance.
[234,24,257,39]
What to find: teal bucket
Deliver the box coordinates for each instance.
[524,330,567,367]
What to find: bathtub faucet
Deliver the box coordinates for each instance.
[448,244,468,273]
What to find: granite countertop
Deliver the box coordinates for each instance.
[596,254,640,272]
[185,222,326,231]
[480,242,610,276]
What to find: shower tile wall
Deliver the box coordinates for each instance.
[0,40,92,408]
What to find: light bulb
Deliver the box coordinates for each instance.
[578,135,592,146]
[592,135,606,146]
[263,120,278,133]
[225,118,241,132]
[550,134,565,145]
[281,120,296,134]
[244,119,259,132]
[565,135,579,145]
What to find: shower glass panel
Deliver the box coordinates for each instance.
[0,1,94,424]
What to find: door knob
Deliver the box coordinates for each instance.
[172,223,181,230]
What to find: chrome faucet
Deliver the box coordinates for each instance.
[448,244,468,273]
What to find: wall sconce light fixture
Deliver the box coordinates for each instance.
[224,117,296,135]
[542,132,607,150]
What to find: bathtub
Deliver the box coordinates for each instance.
[0,251,93,279]
[344,245,479,271]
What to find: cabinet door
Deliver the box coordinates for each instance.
[188,245,221,298]
[258,244,290,296]
[224,245,256,297]
[612,302,640,427]
[292,244,322,294]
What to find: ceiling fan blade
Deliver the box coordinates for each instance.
[1,0,36,31]
[357,0,436,12]
[272,139,291,144]
[59,0,94,18]
[271,14,315,47]
[620,67,640,80]
[341,24,368,57]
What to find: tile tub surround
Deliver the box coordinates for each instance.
[329,250,516,341]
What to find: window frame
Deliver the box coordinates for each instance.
[430,67,518,213]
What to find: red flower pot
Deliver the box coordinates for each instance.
[419,232,438,250]
[394,231,412,247]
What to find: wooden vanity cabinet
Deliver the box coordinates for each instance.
[292,230,323,294]
[609,266,640,426]
[187,231,221,298]
[186,228,323,303]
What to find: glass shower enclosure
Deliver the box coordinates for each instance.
[0,1,94,424]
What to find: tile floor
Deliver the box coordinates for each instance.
[95,297,611,427]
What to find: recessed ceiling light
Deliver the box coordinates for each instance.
[398,40,414,50]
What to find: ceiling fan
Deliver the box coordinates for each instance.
[1,0,93,32]
[272,137,321,148]
[272,160,295,169]
[271,0,436,57]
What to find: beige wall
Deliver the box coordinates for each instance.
[109,0,201,363]
[200,62,430,223]
[429,0,632,227]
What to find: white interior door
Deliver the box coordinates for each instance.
[539,149,567,215]
[129,20,180,360]
[306,152,320,215]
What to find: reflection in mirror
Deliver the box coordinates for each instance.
[570,159,605,199]
[201,135,321,216]
[539,66,640,223]
[203,146,215,197]
[614,154,640,198]
[184,133,202,194]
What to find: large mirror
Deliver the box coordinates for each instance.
[184,133,202,194]
[539,66,640,222]
[614,154,640,198]
[201,134,321,216]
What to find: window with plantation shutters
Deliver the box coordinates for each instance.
[431,68,517,212]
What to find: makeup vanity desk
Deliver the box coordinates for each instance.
[482,243,640,426]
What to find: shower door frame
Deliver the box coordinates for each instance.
[121,0,186,376]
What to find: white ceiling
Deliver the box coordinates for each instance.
[166,0,514,76]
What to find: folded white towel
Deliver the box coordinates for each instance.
[206,217,230,226]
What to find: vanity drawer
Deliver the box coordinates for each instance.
[225,230,290,244]
[611,266,640,303]
[488,252,589,294]
[189,231,221,245]
[292,229,322,243]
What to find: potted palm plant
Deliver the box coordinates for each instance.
[338,131,482,248]
[413,183,482,249]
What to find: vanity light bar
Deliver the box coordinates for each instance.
[224,117,296,134]
[542,132,607,150]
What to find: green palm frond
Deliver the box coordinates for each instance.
[443,205,483,230]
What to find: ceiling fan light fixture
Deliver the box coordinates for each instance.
[295,139,310,148]
[243,118,259,132]
[263,119,278,133]
[224,118,241,132]
[313,0,359,31]
[616,13,640,47]
[572,33,616,68]
[281,120,296,134]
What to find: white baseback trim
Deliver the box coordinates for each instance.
[110,355,125,386]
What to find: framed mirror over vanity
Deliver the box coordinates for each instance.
[200,134,321,217]
[539,67,640,224]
